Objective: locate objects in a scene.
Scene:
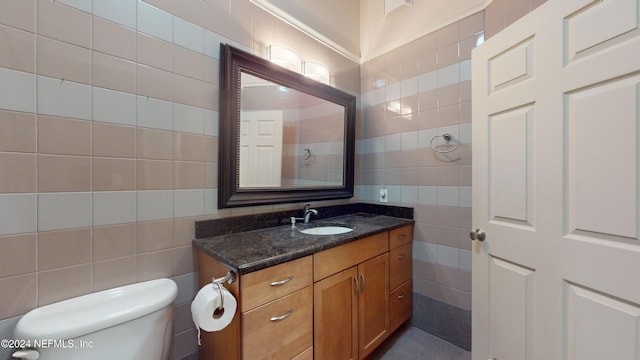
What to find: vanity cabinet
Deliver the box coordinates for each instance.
[197,254,313,360]
[313,231,391,360]
[389,226,413,333]
[196,223,414,360]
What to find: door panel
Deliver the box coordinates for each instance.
[358,254,389,359]
[314,267,358,360]
[565,282,640,360]
[566,76,638,238]
[472,1,640,359]
[489,105,535,227]
[489,257,535,360]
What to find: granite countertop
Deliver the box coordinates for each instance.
[193,212,414,275]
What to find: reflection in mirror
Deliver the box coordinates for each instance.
[239,72,345,188]
[219,44,356,208]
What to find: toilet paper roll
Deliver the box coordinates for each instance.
[191,283,237,345]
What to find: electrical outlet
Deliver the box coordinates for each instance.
[379,188,388,203]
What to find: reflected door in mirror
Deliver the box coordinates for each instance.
[240,110,283,187]
[240,72,345,188]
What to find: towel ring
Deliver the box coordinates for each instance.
[430,133,458,153]
[303,147,314,166]
[303,147,312,160]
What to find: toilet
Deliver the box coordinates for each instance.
[12,278,178,360]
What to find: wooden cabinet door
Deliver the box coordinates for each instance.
[357,253,389,359]
[314,267,358,360]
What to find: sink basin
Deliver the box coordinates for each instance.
[299,225,353,235]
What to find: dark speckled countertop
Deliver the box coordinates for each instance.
[193,211,414,274]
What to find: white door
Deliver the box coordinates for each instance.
[239,110,283,187]
[472,1,640,359]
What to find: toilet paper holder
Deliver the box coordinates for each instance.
[212,271,236,286]
[211,272,236,318]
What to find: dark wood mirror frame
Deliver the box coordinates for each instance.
[218,44,356,208]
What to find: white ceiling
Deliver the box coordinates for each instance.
[251,0,486,63]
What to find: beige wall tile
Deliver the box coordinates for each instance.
[138,220,174,253]
[437,166,461,186]
[174,161,204,189]
[437,42,459,68]
[38,154,91,192]
[438,84,461,107]
[174,133,212,162]
[92,51,136,93]
[0,273,36,318]
[93,223,137,261]
[436,205,461,228]
[204,163,217,189]
[173,46,205,80]
[137,128,174,160]
[173,245,196,275]
[0,233,36,277]
[38,115,91,155]
[173,74,217,110]
[93,157,136,191]
[137,160,174,190]
[38,264,92,306]
[92,17,136,61]
[173,217,196,247]
[203,56,219,85]
[437,104,460,127]
[37,0,90,47]
[0,153,36,193]
[137,249,174,281]
[0,0,36,32]
[460,11,484,39]
[38,228,91,270]
[137,63,173,101]
[93,256,137,291]
[0,110,36,153]
[136,32,174,72]
[0,24,35,73]
[436,22,460,47]
[36,35,91,84]
[93,122,136,158]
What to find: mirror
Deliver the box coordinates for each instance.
[219,44,356,208]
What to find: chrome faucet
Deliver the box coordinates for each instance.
[290,204,318,227]
[303,204,318,223]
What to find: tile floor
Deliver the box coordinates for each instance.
[368,325,471,360]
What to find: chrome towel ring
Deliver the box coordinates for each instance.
[430,133,458,153]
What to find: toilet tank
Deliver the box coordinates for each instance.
[13,278,178,360]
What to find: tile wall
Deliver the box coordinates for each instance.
[357,0,547,348]
[0,1,358,359]
[484,0,547,39]
[359,12,482,315]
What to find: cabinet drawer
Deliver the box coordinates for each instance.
[241,256,312,312]
[242,286,313,360]
[389,225,413,249]
[389,280,412,332]
[313,232,389,281]
[292,347,313,360]
[389,243,412,290]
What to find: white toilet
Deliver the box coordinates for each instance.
[12,278,178,360]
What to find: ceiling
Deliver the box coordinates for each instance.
[251,0,486,63]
